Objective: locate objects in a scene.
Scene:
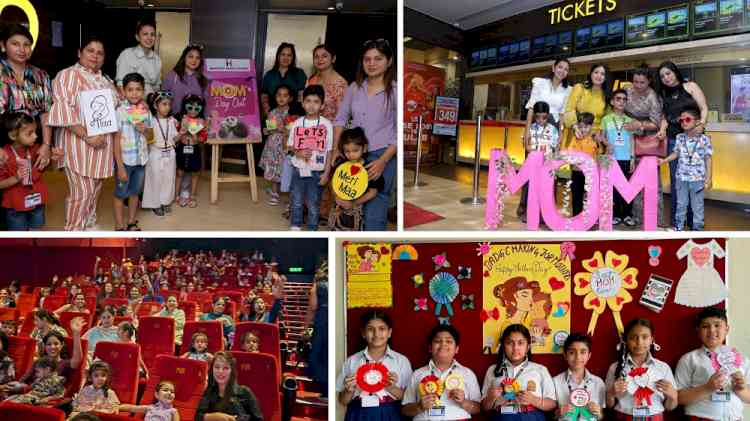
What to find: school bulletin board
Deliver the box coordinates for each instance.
[344,239,727,418]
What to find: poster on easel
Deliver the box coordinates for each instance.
[205,58,262,142]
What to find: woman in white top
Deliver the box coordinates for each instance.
[481,324,556,421]
[337,310,412,421]
[116,20,162,95]
[518,58,571,219]
[402,324,481,421]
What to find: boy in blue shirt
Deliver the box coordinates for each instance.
[601,89,635,226]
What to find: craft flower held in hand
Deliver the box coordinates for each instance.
[574,250,638,334]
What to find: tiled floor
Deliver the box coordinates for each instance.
[405,164,750,231]
[41,169,291,231]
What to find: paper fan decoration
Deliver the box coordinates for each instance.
[574,250,638,335]
[430,272,459,317]
[393,245,418,260]
[356,362,389,394]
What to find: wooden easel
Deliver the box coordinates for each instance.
[207,138,258,204]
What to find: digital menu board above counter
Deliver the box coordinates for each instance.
[468,0,750,71]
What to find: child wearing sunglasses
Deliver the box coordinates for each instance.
[175,95,208,208]
[143,91,178,216]
[659,107,712,230]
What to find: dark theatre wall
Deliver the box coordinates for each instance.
[0,238,137,287]
[346,239,726,418]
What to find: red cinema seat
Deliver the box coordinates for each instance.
[6,336,35,380]
[140,355,208,421]
[19,285,32,294]
[102,298,129,308]
[84,296,97,314]
[233,322,281,377]
[136,301,162,318]
[232,351,280,421]
[180,321,224,354]
[179,300,198,322]
[42,296,66,312]
[113,315,133,326]
[58,311,93,337]
[186,292,212,305]
[61,336,88,398]
[216,291,243,304]
[137,316,175,372]
[259,293,274,308]
[82,286,99,296]
[201,300,237,320]
[0,308,19,321]
[93,341,140,404]
[15,293,37,316]
[0,402,65,421]
[52,287,67,297]
[90,413,133,421]
[18,312,35,337]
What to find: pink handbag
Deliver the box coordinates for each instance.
[634,134,667,157]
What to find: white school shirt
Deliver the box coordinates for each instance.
[553,369,607,420]
[605,354,676,416]
[287,115,333,176]
[403,359,481,421]
[335,346,413,400]
[481,360,556,402]
[525,77,572,124]
[675,347,750,420]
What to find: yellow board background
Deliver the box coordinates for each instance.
[346,243,393,308]
[482,244,571,354]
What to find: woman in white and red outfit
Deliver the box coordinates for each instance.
[47,37,119,231]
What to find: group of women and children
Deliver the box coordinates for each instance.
[0,18,396,231]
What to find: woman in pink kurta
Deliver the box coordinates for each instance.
[306,44,348,121]
[47,38,119,231]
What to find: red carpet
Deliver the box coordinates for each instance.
[404,202,445,228]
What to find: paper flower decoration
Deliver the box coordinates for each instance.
[356,363,389,394]
[501,378,521,401]
[626,367,656,407]
[476,242,491,256]
[126,103,150,124]
[457,266,472,280]
[561,242,576,260]
[430,272,459,316]
[184,116,205,135]
[461,294,475,310]
[412,273,425,287]
[393,244,419,260]
[648,245,662,267]
[419,375,444,405]
[574,250,638,334]
[414,298,428,311]
[433,252,450,270]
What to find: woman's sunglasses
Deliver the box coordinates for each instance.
[363,38,390,50]
[679,116,695,124]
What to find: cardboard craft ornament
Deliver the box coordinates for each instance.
[356,362,389,394]
[419,375,444,407]
[126,103,150,124]
[444,373,464,391]
[625,367,658,407]
[639,275,673,313]
[711,346,744,387]
[565,388,596,420]
[333,161,369,200]
[184,116,205,135]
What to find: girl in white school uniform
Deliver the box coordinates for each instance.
[675,307,750,421]
[143,91,178,216]
[337,310,413,421]
[402,324,481,421]
[552,333,606,420]
[481,323,557,421]
[605,318,678,421]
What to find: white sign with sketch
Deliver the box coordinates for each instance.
[79,89,119,136]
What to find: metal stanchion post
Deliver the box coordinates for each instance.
[460,114,486,205]
[410,115,427,188]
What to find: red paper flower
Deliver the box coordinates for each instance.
[356,363,389,394]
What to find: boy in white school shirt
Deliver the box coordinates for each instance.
[553,333,606,420]
[402,324,481,421]
[676,307,750,421]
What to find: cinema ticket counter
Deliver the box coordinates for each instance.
[457,120,526,165]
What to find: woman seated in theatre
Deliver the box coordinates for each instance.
[195,351,263,421]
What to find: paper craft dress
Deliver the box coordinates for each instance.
[674,239,726,307]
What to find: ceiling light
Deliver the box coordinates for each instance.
[327,6,335,10]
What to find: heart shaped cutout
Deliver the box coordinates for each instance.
[591,297,601,307]
[691,246,710,267]
[350,165,361,176]
[549,277,565,291]
[612,258,622,267]
[588,260,598,268]
[578,279,590,289]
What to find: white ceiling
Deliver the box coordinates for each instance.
[406,0,562,30]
